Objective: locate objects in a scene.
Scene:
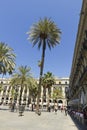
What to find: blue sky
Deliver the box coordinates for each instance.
[0,0,82,78]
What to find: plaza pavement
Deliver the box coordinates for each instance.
[0,105,87,130]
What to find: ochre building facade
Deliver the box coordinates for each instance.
[0,77,69,108]
[69,0,87,110]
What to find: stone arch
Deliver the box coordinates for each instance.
[58,100,63,109]
[58,100,63,103]
[49,99,52,103]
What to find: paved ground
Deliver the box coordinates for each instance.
[0,105,87,130]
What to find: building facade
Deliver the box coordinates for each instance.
[0,77,69,107]
[69,0,87,110]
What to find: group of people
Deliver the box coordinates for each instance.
[48,103,68,115]
[48,103,58,113]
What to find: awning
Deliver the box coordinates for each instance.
[68,99,79,105]
[83,104,87,110]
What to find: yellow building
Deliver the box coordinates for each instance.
[69,0,87,110]
[0,77,69,108]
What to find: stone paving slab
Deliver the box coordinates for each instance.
[0,106,86,130]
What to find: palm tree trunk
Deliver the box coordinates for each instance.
[19,84,23,105]
[47,88,50,110]
[36,39,46,114]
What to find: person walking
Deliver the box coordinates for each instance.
[48,104,51,112]
[54,103,58,114]
[65,107,68,116]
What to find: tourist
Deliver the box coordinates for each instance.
[54,103,58,114]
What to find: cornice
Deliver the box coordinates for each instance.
[70,0,87,79]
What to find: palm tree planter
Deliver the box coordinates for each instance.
[19,104,25,116]
[27,17,61,114]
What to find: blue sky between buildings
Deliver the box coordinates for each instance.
[0,0,82,78]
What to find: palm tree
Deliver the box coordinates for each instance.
[0,82,3,93]
[52,87,63,101]
[10,65,32,105]
[0,42,16,75]
[27,17,61,114]
[42,72,55,108]
[29,78,38,100]
[29,78,38,111]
